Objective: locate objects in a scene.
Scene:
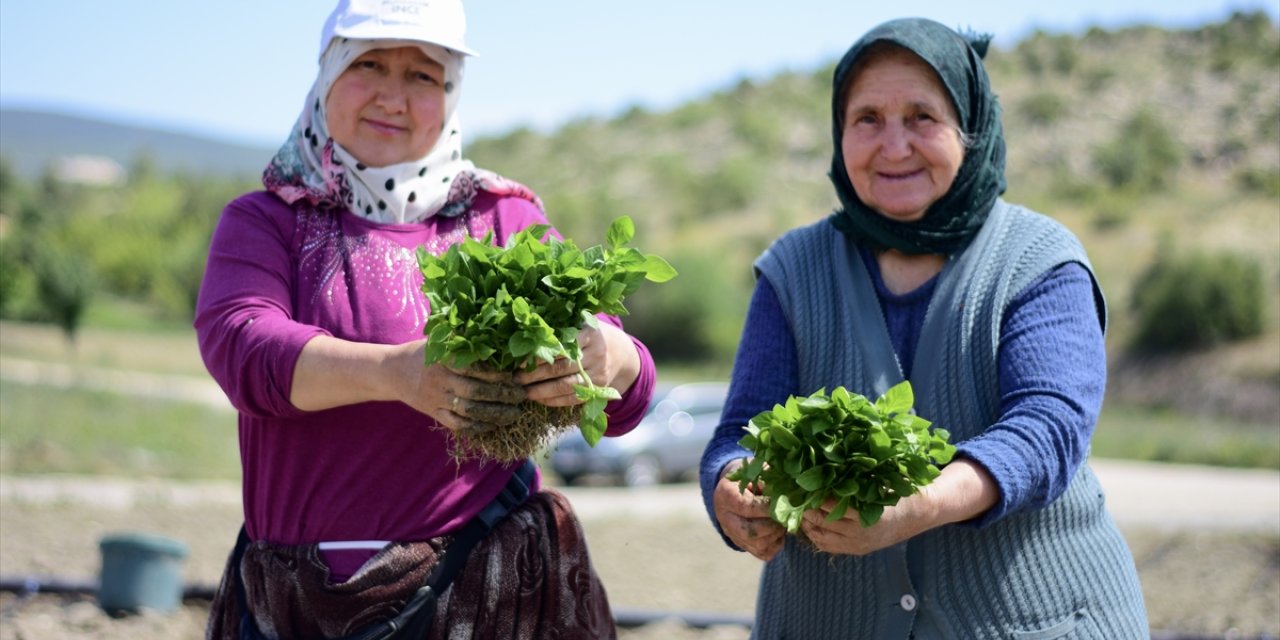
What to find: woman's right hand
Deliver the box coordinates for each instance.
[713,458,785,562]
[390,340,526,434]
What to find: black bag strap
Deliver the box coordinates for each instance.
[349,458,536,640]
[233,459,537,640]
[231,526,265,640]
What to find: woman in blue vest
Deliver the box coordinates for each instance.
[699,17,1149,639]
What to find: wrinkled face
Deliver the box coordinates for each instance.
[325,46,446,168]
[840,47,965,223]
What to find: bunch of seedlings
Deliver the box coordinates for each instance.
[730,381,956,532]
[417,216,676,462]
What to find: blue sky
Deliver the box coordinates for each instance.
[2,1,1275,148]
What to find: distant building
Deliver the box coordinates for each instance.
[52,155,127,186]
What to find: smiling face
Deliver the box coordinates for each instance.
[325,46,447,168]
[840,46,966,223]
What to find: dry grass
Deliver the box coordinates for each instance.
[0,321,206,377]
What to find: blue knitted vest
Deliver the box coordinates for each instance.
[751,201,1147,639]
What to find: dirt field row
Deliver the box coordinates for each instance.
[1,474,1277,639]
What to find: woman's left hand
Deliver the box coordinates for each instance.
[799,494,933,556]
[799,458,1000,556]
[514,322,640,406]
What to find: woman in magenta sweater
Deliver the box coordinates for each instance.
[195,1,653,637]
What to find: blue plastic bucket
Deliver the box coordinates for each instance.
[97,532,189,614]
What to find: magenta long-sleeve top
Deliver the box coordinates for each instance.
[195,190,655,544]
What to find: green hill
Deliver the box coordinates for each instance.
[464,12,1280,421]
[1,12,1276,426]
[469,13,1279,275]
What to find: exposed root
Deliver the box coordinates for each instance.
[449,403,582,464]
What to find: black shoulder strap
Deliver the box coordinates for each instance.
[229,526,270,640]
[352,458,537,640]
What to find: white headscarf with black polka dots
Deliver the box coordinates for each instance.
[265,37,476,223]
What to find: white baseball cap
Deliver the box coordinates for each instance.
[319,0,478,59]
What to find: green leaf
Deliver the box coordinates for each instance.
[858,504,884,528]
[868,426,892,458]
[598,280,628,307]
[830,386,852,407]
[770,424,801,450]
[931,437,957,464]
[821,442,846,463]
[827,496,851,522]
[806,417,832,435]
[833,477,860,497]
[640,255,678,282]
[574,383,621,403]
[772,494,805,534]
[518,224,553,244]
[876,380,914,416]
[782,453,803,476]
[532,343,562,364]
[606,216,635,250]
[578,400,610,447]
[795,466,827,492]
[420,260,446,280]
[508,332,537,358]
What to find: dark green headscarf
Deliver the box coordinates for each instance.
[828,17,1006,255]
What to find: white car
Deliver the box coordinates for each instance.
[547,382,729,487]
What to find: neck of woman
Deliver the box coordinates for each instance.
[876,249,946,295]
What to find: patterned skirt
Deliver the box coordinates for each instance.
[206,488,615,639]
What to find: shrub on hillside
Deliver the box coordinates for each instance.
[1080,66,1116,95]
[29,240,95,344]
[1019,92,1067,127]
[1093,108,1183,193]
[1129,247,1266,353]
[621,247,747,364]
[698,157,764,214]
[1089,191,1138,231]
[0,237,23,316]
[1235,166,1280,197]
[1013,31,1081,77]
[1198,10,1279,73]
